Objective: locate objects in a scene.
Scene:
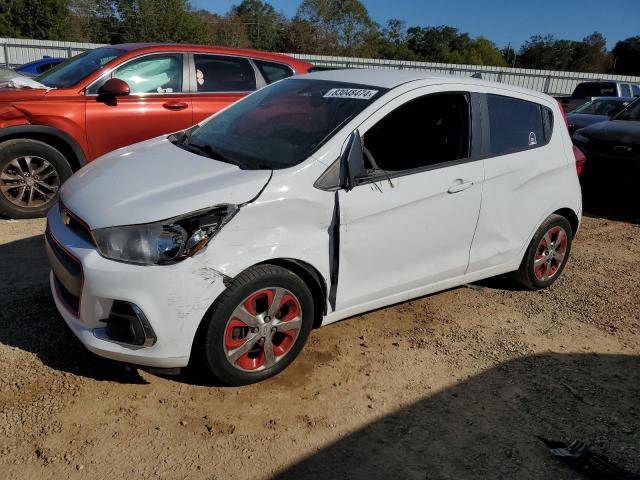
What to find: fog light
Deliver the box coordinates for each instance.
[95,301,157,347]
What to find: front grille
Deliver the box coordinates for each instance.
[59,203,94,245]
[45,226,83,317]
[53,272,80,315]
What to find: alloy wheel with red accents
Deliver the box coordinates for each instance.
[533,226,568,281]
[514,214,573,290]
[198,264,314,385]
[224,287,303,372]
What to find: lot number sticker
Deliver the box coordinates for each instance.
[323,88,379,100]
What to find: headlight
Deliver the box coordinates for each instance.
[93,205,238,265]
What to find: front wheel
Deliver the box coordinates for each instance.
[0,139,73,219]
[514,214,573,290]
[197,265,314,385]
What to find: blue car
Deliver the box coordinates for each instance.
[14,56,65,76]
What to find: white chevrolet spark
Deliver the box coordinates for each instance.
[46,69,582,385]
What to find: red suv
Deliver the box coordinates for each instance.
[0,43,312,218]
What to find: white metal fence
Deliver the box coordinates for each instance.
[0,37,104,67]
[2,37,640,96]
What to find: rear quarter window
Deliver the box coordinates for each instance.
[254,60,294,84]
[486,94,552,157]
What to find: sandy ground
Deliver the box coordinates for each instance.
[0,188,639,479]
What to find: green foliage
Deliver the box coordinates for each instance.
[517,33,611,72]
[230,0,285,51]
[611,36,640,75]
[295,0,377,55]
[2,0,71,40]
[406,26,505,66]
[0,0,634,75]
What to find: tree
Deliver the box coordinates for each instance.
[611,36,640,75]
[67,0,119,43]
[501,45,517,67]
[517,35,578,70]
[295,0,376,55]
[4,0,71,40]
[230,0,285,51]
[569,32,611,73]
[193,9,252,48]
[464,37,507,66]
[114,0,209,44]
[280,17,322,53]
[374,19,417,60]
[406,25,471,63]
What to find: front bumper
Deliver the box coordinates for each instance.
[46,204,228,368]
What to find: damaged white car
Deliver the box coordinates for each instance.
[46,69,582,385]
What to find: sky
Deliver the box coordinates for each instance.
[191,0,640,49]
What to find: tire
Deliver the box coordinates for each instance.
[0,139,73,219]
[197,264,314,386]
[514,214,573,290]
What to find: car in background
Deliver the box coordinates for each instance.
[14,56,65,76]
[572,98,640,178]
[556,81,640,112]
[46,70,582,385]
[566,96,634,135]
[0,43,311,219]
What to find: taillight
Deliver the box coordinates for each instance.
[573,145,586,177]
[557,101,569,131]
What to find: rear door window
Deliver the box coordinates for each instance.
[254,60,294,84]
[632,85,640,97]
[486,94,548,157]
[194,55,256,92]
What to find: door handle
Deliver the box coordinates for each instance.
[447,179,474,194]
[163,101,188,111]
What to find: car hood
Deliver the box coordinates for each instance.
[60,136,272,229]
[566,113,606,129]
[577,120,640,143]
[0,87,48,101]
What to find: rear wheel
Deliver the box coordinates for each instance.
[198,265,314,385]
[514,214,573,290]
[0,139,73,219]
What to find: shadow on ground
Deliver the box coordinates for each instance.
[581,167,640,225]
[275,353,640,480]
[0,233,146,383]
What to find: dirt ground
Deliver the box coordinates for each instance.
[0,190,639,479]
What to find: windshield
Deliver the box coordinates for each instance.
[613,99,640,121]
[574,98,629,115]
[36,47,126,88]
[573,82,617,98]
[179,79,387,170]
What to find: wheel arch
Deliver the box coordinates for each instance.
[553,207,580,238]
[255,258,328,329]
[0,125,87,172]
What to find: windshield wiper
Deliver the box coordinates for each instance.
[180,142,248,168]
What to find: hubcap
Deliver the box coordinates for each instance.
[223,287,302,372]
[0,156,60,208]
[533,226,568,281]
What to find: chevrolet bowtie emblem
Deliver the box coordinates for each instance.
[61,209,71,226]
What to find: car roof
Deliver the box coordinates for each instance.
[108,43,309,66]
[297,68,551,99]
[590,96,636,102]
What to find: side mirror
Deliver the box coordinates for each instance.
[607,107,622,119]
[339,130,366,191]
[99,78,130,97]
